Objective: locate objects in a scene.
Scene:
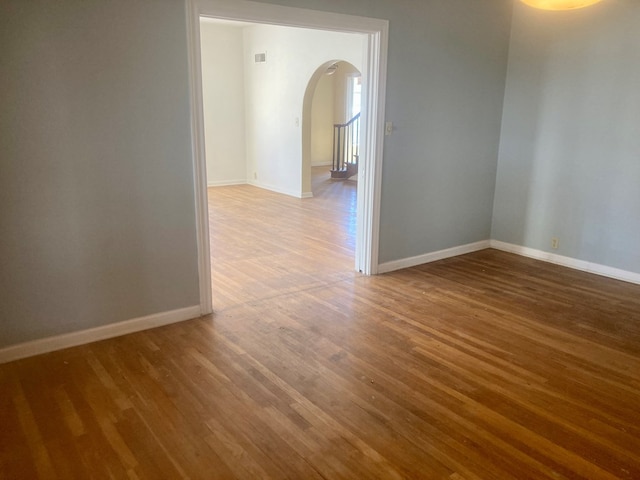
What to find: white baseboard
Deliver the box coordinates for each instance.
[311,162,333,167]
[301,191,314,199]
[377,240,491,274]
[247,180,303,198]
[0,305,201,364]
[207,179,247,187]
[377,239,640,285]
[490,240,640,285]
[5,242,637,364]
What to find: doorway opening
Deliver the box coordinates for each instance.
[187,0,389,314]
[304,61,362,193]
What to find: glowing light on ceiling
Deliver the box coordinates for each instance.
[520,0,603,10]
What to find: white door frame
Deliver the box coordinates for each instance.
[186,0,389,314]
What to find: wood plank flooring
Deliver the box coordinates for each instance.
[208,168,357,311]
[2,168,640,479]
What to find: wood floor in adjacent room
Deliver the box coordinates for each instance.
[2,168,640,479]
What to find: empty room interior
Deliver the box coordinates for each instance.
[1,0,639,479]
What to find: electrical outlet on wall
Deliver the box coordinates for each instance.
[551,237,559,249]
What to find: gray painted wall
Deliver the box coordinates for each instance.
[0,0,199,347]
[0,0,514,348]
[377,0,513,262]
[492,1,640,274]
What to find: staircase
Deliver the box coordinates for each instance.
[331,113,360,179]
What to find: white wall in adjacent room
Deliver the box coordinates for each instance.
[200,21,247,186]
[242,24,364,197]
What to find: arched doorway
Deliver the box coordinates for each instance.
[302,61,362,196]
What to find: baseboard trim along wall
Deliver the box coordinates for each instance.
[490,240,640,286]
[4,240,639,363]
[377,240,491,274]
[0,305,201,364]
[247,180,304,199]
[207,179,247,187]
[215,180,311,198]
[378,239,640,285]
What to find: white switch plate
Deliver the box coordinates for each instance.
[385,121,393,135]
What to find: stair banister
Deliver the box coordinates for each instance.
[331,113,361,179]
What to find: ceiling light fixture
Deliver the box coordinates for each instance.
[520,0,603,10]
[325,63,339,76]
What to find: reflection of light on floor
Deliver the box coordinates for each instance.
[345,187,357,250]
[311,166,358,252]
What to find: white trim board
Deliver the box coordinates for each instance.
[4,240,639,363]
[186,2,214,317]
[209,180,311,197]
[207,179,248,187]
[490,240,640,286]
[0,306,201,364]
[377,240,491,274]
[378,239,640,286]
[247,180,305,199]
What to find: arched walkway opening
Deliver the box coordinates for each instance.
[303,61,362,196]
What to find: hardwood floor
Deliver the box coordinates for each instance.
[208,167,357,310]
[2,168,640,479]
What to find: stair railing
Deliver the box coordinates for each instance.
[332,113,361,173]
